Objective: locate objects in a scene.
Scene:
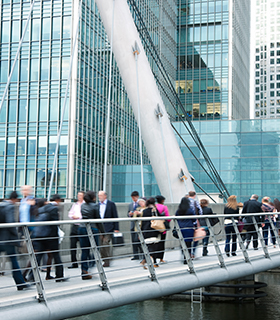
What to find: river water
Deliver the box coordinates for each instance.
[68,272,280,320]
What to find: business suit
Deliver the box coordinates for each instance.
[99,199,119,266]
[242,199,263,249]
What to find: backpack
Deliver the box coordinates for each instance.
[33,212,51,238]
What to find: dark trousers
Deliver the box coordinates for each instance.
[35,239,63,279]
[246,224,259,249]
[78,227,99,272]
[147,242,160,264]
[225,224,237,253]
[182,241,192,263]
[70,225,80,264]
[156,232,166,261]
[263,220,276,246]
[131,231,143,259]
[0,245,25,286]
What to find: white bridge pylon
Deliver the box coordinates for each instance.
[95,0,195,202]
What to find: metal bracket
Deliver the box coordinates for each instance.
[22,226,47,303]
[268,216,280,248]
[206,218,226,268]
[86,223,109,291]
[231,218,250,263]
[252,216,270,259]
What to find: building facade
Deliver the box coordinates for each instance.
[112,118,280,203]
[177,0,250,121]
[0,0,176,199]
[253,0,280,119]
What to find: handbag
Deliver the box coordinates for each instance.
[172,226,179,239]
[209,216,219,227]
[193,227,206,241]
[237,219,245,232]
[151,219,165,232]
[112,232,125,247]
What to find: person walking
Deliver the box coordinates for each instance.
[98,191,119,267]
[242,194,264,250]
[79,191,104,280]
[68,191,84,268]
[224,195,239,257]
[34,194,68,282]
[0,191,30,291]
[199,199,214,257]
[176,197,196,264]
[128,191,142,260]
[261,197,276,247]
[155,195,170,264]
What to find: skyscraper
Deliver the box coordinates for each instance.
[0,0,176,199]
[253,0,280,119]
[177,0,250,121]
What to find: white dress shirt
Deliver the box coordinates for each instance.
[99,199,107,219]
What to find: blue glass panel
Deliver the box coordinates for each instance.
[240,133,261,145]
[220,171,241,183]
[262,145,279,157]
[262,119,280,132]
[225,184,241,196]
[30,59,39,81]
[220,158,240,170]
[5,169,14,187]
[0,60,8,83]
[185,159,201,171]
[240,146,261,157]
[26,169,35,186]
[262,132,280,145]
[262,158,279,170]
[220,145,240,157]
[181,146,200,159]
[200,134,220,145]
[241,158,261,170]
[32,19,40,40]
[241,171,262,183]
[220,133,240,145]
[262,184,280,197]
[262,171,280,183]
[0,140,5,156]
[204,146,220,158]
[8,100,17,122]
[240,120,261,132]
[240,184,262,198]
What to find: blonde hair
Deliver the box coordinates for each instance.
[262,196,270,203]
[226,195,238,210]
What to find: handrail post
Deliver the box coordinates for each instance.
[252,216,270,259]
[231,218,250,263]
[22,226,47,302]
[206,218,226,268]
[85,223,109,290]
[174,219,195,273]
[134,220,157,281]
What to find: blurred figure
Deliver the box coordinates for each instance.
[155,195,170,264]
[199,199,214,256]
[261,197,276,247]
[19,185,36,228]
[132,198,146,262]
[68,191,85,268]
[128,191,142,260]
[224,195,239,257]
[176,197,196,264]
[79,191,104,280]
[0,191,29,290]
[98,191,119,267]
[141,198,161,268]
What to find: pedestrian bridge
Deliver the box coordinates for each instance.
[1,213,280,320]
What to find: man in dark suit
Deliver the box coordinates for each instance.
[242,194,264,250]
[0,191,30,290]
[98,191,119,267]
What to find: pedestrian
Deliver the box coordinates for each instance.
[132,198,146,263]
[242,194,264,250]
[98,191,119,267]
[199,199,214,256]
[188,191,203,258]
[34,194,68,282]
[176,197,196,264]
[0,191,30,290]
[79,191,104,280]
[261,197,276,247]
[155,195,170,264]
[68,191,85,269]
[141,197,161,269]
[224,195,239,257]
[128,191,142,260]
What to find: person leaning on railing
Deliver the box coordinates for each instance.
[79,191,105,280]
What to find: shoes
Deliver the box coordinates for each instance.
[46,275,55,280]
[254,248,258,251]
[226,253,230,257]
[274,245,276,248]
[245,242,249,250]
[17,284,31,291]
[55,277,69,283]
[103,262,110,268]
[232,253,237,256]
[191,254,195,259]
[153,264,159,268]
[159,259,167,264]
[131,257,139,260]
[82,271,92,280]
[68,264,79,269]
[183,260,188,265]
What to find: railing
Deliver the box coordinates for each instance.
[0,212,279,305]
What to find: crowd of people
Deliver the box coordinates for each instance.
[0,186,278,291]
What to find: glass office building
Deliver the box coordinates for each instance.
[253,0,280,119]
[112,118,280,203]
[0,0,176,199]
[177,0,250,121]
